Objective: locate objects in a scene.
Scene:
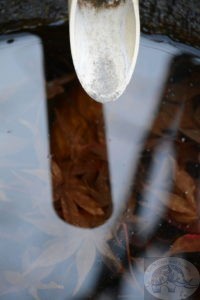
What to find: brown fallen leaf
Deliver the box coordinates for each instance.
[60,196,92,228]
[167,193,197,216]
[51,160,63,188]
[61,197,79,219]
[174,162,196,206]
[180,129,200,144]
[169,211,199,224]
[47,73,76,99]
[50,82,112,228]
[51,119,70,161]
[168,234,200,255]
[69,190,105,216]
[145,187,198,224]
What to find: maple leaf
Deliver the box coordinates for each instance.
[1,269,63,300]
[23,215,122,295]
[180,129,200,144]
[145,187,198,224]
[174,162,196,207]
[1,247,64,300]
[168,234,200,255]
[50,82,112,228]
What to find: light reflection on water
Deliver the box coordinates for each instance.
[0,36,199,299]
[104,38,179,226]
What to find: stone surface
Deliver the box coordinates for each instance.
[0,0,200,48]
[140,0,200,48]
[0,0,68,32]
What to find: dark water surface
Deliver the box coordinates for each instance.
[0,33,199,299]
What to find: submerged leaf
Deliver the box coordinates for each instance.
[47,74,76,100]
[180,129,200,144]
[148,188,198,224]
[72,190,104,216]
[174,163,196,206]
[51,83,112,228]
[28,238,81,270]
[51,160,63,187]
[169,234,200,255]
[74,240,96,294]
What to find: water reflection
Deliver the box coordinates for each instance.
[0,36,199,299]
